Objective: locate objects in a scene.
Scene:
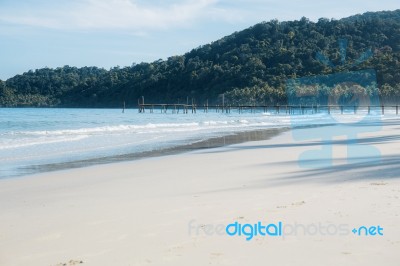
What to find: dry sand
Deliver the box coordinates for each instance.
[0,119,399,265]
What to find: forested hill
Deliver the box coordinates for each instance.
[1,9,400,107]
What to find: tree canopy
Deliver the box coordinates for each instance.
[1,9,400,107]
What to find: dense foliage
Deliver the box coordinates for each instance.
[1,10,400,107]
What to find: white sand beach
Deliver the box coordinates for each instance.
[0,119,399,266]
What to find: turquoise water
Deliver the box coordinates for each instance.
[0,107,387,178]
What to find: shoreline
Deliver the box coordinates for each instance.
[13,122,337,180]
[14,127,289,179]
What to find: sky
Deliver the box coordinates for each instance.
[0,0,398,80]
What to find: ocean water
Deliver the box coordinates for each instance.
[0,107,391,178]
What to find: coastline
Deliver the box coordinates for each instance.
[0,119,399,265]
[12,127,289,179]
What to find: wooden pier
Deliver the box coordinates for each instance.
[138,103,399,115]
[137,96,399,115]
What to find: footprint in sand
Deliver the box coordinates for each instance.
[291,201,306,206]
[370,182,388,186]
[210,252,224,263]
[55,260,83,266]
[277,201,305,209]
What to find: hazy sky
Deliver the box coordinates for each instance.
[0,0,398,80]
